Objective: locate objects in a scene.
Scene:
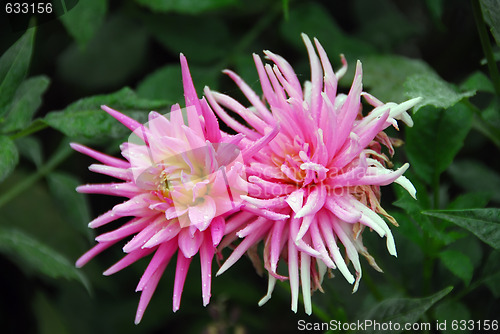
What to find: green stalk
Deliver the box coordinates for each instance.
[472,0,500,97]
[432,172,440,210]
[362,271,383,301]
[8,119,48,140]
[0,140,72,208]
[422,172,440,295]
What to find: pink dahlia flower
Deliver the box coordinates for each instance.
[73,54,249,323]
[205,34,421,314]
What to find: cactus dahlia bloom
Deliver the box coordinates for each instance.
[73,55,250,324]
[205,34,421,314]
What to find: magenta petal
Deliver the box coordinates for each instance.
[136,242,177,291]
[87,209,122,228]
[172,252,192,312]
[95,217,152,242]
[188,196,216,232]
[285,189,304,213]
[217,217,269,276]
[75,241,116,268]
[134,255,169,324]
[269,218,286,273]
[102,105,149,142]
[210,216,225,246]
[104,247,155,276]
[180,54,203,113]
[70,143,129,168]
[199,238,215,306]
[178,228,204,259]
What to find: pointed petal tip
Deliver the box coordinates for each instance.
[100,105,114,114]
[75,259,85,269]
[215,266,226,277]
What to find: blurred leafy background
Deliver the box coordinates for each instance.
[1,0,499,333]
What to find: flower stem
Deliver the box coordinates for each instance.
[472,0,500,97]
[0,139,72,209]
[422,254,434,295]
[432,172,440,210]
[8,119,48,140]
[362,270,383,301]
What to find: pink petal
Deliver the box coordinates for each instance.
[70,143,129,168]
[75,241,116,268]
[210,216,225,246]
[134,253,169,324]
[88,164,132,181]
[178,228,203,259]
[294,184,326,218]
[216,217,269,276]
[136,242,177,291]
[199,238,215,306]
[95,216,154,242]
[104,247,155,276]
[188,196,216,232]
[172,252,192,312]
[288,232,299,313]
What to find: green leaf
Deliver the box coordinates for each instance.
[137,64,219,101]
[406,103,473,184]
[482,250,500,297]
[44,87,169,139]
[448,160,500,203]
[57,14,148,90]
[362,55,435,103]
[0,135,19,182]
[424,209,500,249]
[359,287,453,334]
[146,15,231,64]
[62,87,168,112]
[33,292,70,334]
[15,136,43,168]
[393,183,463,247]
[1,76,50,133]
[0,226,89,290]
[480,0,500,46]
[280,2,375,61]
[474,98,500,148]
[135,0,238,14]
[354,0,421,53]
[45,110,144,139]
[46,172,92,241]
[447,192,491,210]
[433,300,471,334]
[404,74,475,111]
[438,249,474,286]
[425,0,445,22]
[460,71,495,94]
[59,0,107,48]
[0,27,35,116]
